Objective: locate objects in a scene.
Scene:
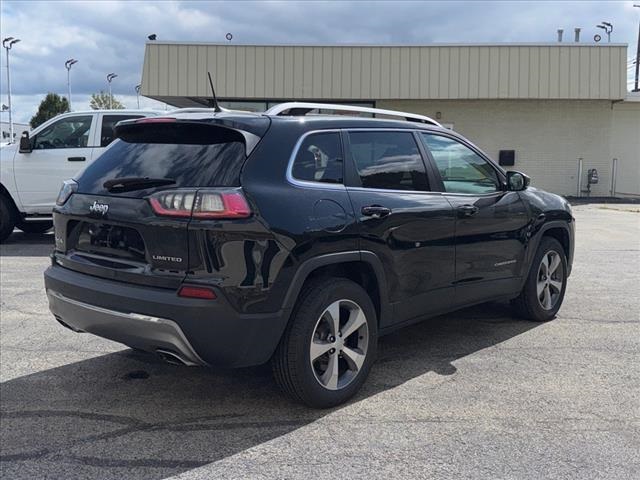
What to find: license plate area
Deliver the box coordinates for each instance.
[69,221,146,262]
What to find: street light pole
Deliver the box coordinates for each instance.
[2,36,20,143]
[634,5,640,92]
[135,84,141,109]
[65,59,78,111]
[597,22,613,44]
[106,73,117,109]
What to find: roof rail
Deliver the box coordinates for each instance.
[265,102,442,126]
[167,107,230,114]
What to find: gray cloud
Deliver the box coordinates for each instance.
[1,1,638,123]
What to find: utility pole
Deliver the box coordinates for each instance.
[2,37,20,143]
[634,5,640,92]
[135,84,141,109]
[106,73,117,109]
[65,59,78,110]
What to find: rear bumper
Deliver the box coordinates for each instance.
[44,263,289,368]
[47,290,206,366]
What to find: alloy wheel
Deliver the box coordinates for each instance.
[309,299,369,390]
[537,250,564,310]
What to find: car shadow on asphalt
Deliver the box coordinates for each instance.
[0,302,539,479]
[0,231,53,256]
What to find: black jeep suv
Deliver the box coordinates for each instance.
[44,104,574,408]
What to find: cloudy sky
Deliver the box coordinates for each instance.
[1,0,638,124]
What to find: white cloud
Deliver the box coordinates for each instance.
[1,0,638,123]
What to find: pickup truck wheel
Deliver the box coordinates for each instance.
[272,278,378,408]
[512,237,567,322]
[18,221,53,234]
[0,197,17,243]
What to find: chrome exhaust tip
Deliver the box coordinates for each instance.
[156,348,189,366]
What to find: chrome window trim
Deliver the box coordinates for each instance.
[286,129,347,191]
[347,186,505,198]
[441,190,506,198]
[346,186,445,196]
[286,127,508,197]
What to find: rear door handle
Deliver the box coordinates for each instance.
[457,204,479,217]
[362,205,391,218]
[67,156,86,162]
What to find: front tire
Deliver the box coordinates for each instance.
[18,220,53,234]
[512,237,568,322]
[0,197,17,243]
[272,278,378,408]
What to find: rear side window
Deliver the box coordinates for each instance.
[77,123,247,196]
[291,132,343,184]
[100,115,144,147]
[348,131,429,191]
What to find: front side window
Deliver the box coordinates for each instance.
[421,134,500,194]
[100,115,144,147]
[33,116,92,149]
[291,132,343,184]
[348,131,429,191]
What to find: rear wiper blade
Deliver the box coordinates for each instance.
[103,177,176,193]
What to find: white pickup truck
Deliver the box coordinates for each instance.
[0,109,160,242]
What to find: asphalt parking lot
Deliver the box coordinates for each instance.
[1,203,638,480]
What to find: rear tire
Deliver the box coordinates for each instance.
[272,278,378,408]
[0,196,17,243]
[18,220,53,234]
[512,237,568,322]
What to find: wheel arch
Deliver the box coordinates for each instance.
[527,220,574,279]
[0,182,20,215]
[282,251,391,327]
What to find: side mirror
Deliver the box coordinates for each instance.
[506,171,530,191]
[19,131,32,153]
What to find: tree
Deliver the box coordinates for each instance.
[90,90,125,110]
[30,93,69,128]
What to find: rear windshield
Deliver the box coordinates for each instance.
[76,123,247,196]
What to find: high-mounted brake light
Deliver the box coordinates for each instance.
[135,117,176,124]
[149,189,251,219]
[178,285,217,300]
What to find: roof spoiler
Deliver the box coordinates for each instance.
[114,118,262,155]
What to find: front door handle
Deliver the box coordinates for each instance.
[362,205,391,218]
[457,204,479,217]
[67,156,86,162]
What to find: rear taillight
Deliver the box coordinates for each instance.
[149,189,251,219]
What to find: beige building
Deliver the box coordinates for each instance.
[140,42,639,197]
